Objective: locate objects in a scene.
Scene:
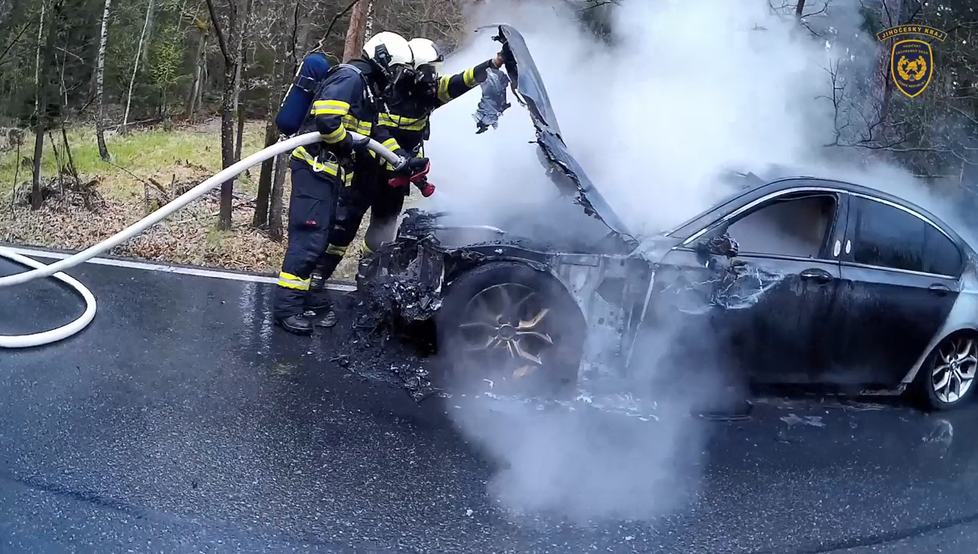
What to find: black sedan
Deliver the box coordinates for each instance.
[357,25,978,411]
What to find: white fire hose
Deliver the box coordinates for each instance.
[0,132,404,349]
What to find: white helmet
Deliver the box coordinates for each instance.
[407,38,444,75]
[362,32,414,74]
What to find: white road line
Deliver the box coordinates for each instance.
[0,245,357,292]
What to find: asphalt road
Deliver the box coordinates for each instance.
[4,251,978,554]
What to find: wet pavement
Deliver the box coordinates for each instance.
[3,253,978,553]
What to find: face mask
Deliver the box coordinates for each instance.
[415,65,439,98]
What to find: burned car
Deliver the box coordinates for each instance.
[357,24,978,411]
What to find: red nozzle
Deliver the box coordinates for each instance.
[417,181,435,197]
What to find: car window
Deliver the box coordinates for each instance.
[724,193,837,259]
[850,197,962,276]
[923,223,963,276]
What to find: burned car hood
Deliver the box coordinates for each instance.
[481,24,634,242]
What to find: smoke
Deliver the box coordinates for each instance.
[413,0,951,526]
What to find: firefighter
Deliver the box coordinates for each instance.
[305,40,505,322]
[274,31,428,336]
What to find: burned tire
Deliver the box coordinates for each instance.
[915,331,978,411]
[435,261,585,398]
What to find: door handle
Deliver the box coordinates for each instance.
[929,283,951,296]
[799,268,832,283]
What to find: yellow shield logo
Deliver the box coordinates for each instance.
[891,39,933,98]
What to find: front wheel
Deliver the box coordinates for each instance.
[435,261,585,398]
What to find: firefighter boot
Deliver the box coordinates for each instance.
[275,314,315,336]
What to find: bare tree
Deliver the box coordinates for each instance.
[205,0,243,230]
[121,0,155,134]
[269,150,287,240]
[29,0,64,210]
[232,0,253,164]
[30,0,49,210]
[184,15,209,122]
[94,0,111,160]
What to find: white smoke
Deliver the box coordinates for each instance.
[421,0,852,235]
[411,0,949,526]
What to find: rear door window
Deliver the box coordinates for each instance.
[923,221,963,276]
[850,197,961,276]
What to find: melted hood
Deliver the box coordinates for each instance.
[477,24,634,241]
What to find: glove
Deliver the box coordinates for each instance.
[330,134,355,159]
[350,134,371,154]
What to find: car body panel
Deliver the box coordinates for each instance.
[483,24,635,240]
[647,185,850,385]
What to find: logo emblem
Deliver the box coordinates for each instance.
[891,39,932,98]
[876,25,947,99]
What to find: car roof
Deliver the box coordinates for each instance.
[666,175,972,252]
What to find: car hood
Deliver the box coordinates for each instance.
[480,24,634,241]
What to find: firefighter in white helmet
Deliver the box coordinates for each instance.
[274,31,428,335]
[305,38,504,324]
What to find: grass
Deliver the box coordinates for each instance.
[0,119,415,281]
[0,121,267,201]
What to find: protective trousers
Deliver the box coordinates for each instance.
[313,162,407,282]
[274,159,341,320]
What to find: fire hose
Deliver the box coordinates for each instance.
[0,132,406,349]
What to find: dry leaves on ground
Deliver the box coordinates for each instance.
[0,174,376,281]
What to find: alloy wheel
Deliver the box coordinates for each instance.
[932,336,978,404]
[456,283,555,382]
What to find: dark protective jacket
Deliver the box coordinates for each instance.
[377,58,496,165]
[290,59,407,184]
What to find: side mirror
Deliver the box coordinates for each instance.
[695,232,740,259]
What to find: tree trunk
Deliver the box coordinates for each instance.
[94,0,111,160]
[31,0,60,210]
[33,0,45,116]
[30,0,48,210]
[122,0,155,135]
[30,124,44,210]
[252,57,283,228]
[365,0,374,37]
[268,152,287,241]
[205,0,240,231]
[184,31,207,122]
[232,0,252,164]
[794,0,806,18]
[218,62,236,230]
[872,0,904,136]
[342,0,367,62]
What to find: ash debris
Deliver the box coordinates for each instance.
[317,292,438,401]
[355,210,446,324]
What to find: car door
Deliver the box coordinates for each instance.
[831,194,962,387]
[653,188,847,384]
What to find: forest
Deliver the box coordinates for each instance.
[0,0,975,277]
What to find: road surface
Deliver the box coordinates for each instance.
[3,248,978,553]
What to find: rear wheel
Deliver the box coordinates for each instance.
[917,332,978,411]
[436,261,585,398]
